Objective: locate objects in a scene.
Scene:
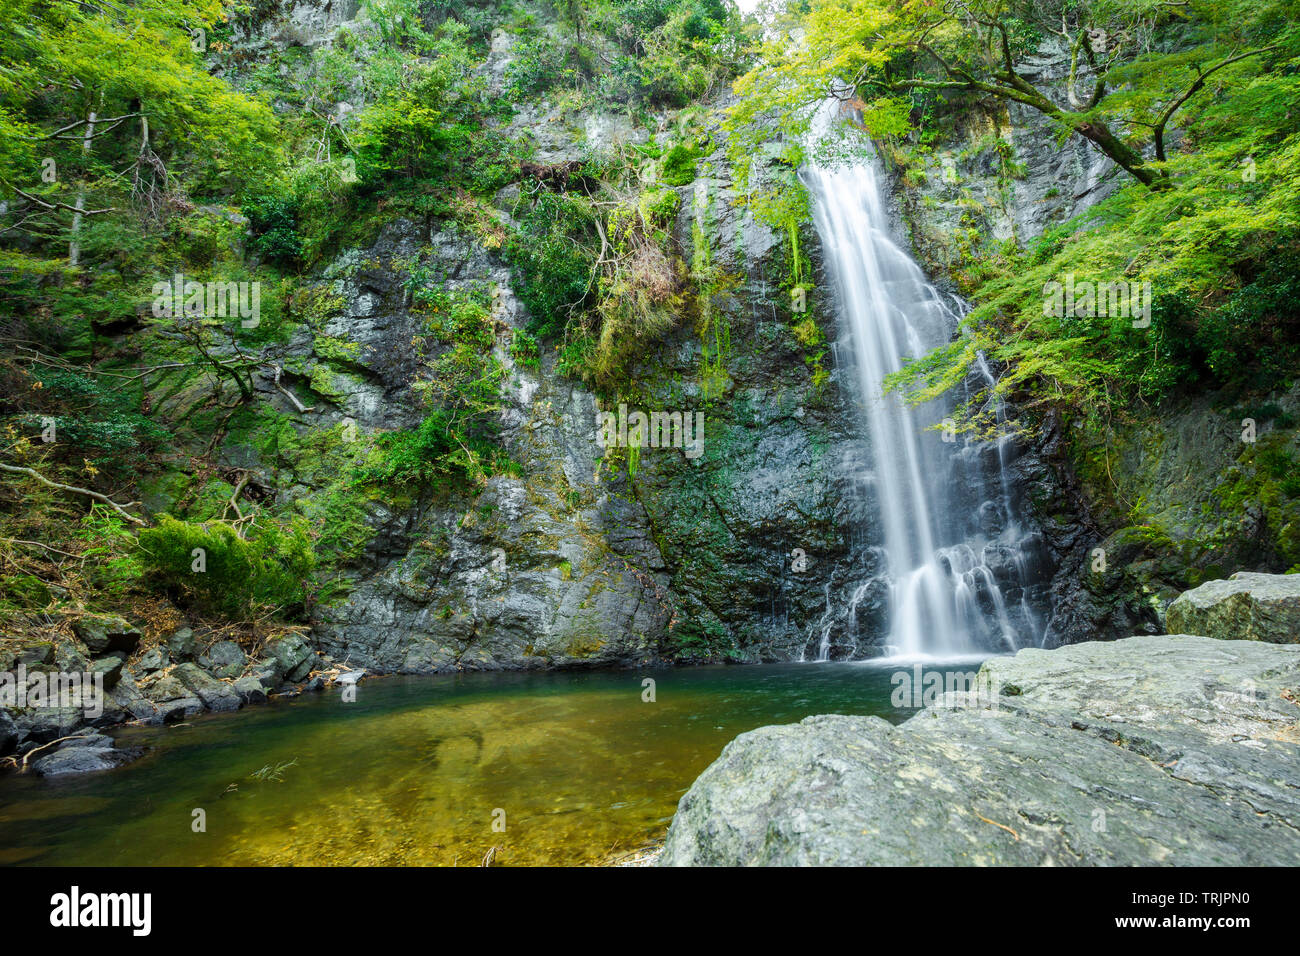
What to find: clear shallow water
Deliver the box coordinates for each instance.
[0,661,987,866]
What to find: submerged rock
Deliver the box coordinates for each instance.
[659,635,1300,866]
[30,737,139,777]
[1167,571,1300,643]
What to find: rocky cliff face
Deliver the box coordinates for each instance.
[188,0,1134,671]
[151,2,1243,673]
[304,108,899,669]
[182,1,887,670]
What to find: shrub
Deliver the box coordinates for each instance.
[505,191,598,339]
[660,141,703,186]
[359,410,501,491]
[1196,247,1300,390]
[138,515,317,620]
[244,193,304,265]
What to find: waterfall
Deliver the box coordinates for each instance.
[805,120,1048,661]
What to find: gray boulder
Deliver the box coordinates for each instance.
[168,627,197,658]
[1167,571,1300,643]
[199,640,247,679]
[250,661,282,689]
[8,705,86,744]
[31,739,137,777]
[157,697,203,723]
[144,675,188,702]
[88,654,126,690]
[660,635,1300,866]
[17,642,54,666]
[265,635,315,682]
[134,646,169,674]
[0,708,16,755]
[171,663,241,712]
[73,615,142,655]
[233,675,268,704]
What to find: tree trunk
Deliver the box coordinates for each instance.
[1072,119,1165,188]
[68,104,98,265]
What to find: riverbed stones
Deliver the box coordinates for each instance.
[659,635,1300,866]
[1166,571,1300,643]
[7,705,86,745]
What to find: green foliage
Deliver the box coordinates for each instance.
[506,190,598,339]
[591,187,685,385]
[345,22,524,202]
[511,328,540,369]
[74,505,146,604]
[360,285,510,491]
[360,410,502,491]
[245,194,304,266]
[885,84,1300,427]
[496,0,749,109]
[138,515,317,620]
[1197,253,1300,390]
[505,35,585,98]
[728,0,1299,192]
[14,369,171,471]
[689,177,736,399]
[660,141,704,186]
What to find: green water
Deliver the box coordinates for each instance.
[0,661,981,866]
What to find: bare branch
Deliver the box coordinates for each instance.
[0,461,146,526]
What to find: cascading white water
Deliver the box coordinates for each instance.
[806,119,1045,661]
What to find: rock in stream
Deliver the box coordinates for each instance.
[659,635,1300,866]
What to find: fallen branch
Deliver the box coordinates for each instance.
[974,812,1021,841]
[2,181,116,216]
[271,365,316,414]
[0,537,84,561]
[0,462,146,526]
[223,471,251,523]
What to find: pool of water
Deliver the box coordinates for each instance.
[0,660,987,866]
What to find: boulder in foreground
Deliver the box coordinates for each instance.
[659,635,1300,866]
[1166,571,1300,643]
